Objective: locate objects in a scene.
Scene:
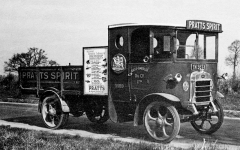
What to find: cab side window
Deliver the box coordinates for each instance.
[153,35,171,59]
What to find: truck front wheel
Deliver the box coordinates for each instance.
[41,96,69,129]
[143,101,180,143]
[190,99,224,134]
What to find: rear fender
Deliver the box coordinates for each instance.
[39,88,70,113]
[133,93,181,126]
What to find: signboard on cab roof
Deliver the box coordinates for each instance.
[186,20,222,33]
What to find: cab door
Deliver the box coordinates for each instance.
[128,28,152,95]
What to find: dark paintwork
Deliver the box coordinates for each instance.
[108,24,220,121]
[18,22,221,124]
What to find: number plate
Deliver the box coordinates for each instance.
[191,64,206,70]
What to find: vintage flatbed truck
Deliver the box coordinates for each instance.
[19,20,226,143]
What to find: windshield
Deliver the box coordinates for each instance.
[176,31,217,60]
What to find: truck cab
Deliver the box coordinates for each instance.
[108,20,224,142]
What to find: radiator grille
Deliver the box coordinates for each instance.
[195,80,211,102]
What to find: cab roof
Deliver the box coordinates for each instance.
[108,23,185,29]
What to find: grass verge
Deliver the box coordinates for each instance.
[218,95,240,111]
[0,125,229,150]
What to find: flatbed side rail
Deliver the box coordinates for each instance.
[18,66,83,97]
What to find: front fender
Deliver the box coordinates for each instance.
[133,93,181,126]
[142,93,181,102]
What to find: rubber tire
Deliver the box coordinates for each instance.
[41,96,69,129]
[143,101,180,143]
[86,102,109,124]
[191,99,224,134]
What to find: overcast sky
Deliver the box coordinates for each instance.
[1,0,240,75]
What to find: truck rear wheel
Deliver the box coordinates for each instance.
[85,100,109,124]
[143,101,180,143]
[41,96,69,129]
[190,99,224,134]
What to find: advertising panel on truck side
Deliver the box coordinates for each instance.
[83,46,108,95]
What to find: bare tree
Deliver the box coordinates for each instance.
[4,47,59,73]
[225,40,240,80]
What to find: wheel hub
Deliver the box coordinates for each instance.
[156,117,164,127]
[48,105,56,115]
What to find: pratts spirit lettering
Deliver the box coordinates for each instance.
[21,71,79,80]
[186,20,222,32]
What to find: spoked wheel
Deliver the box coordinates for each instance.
[143,101,180,143]
[191,99,224,134]
[41,96,69,129]
[86,100,109,124]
